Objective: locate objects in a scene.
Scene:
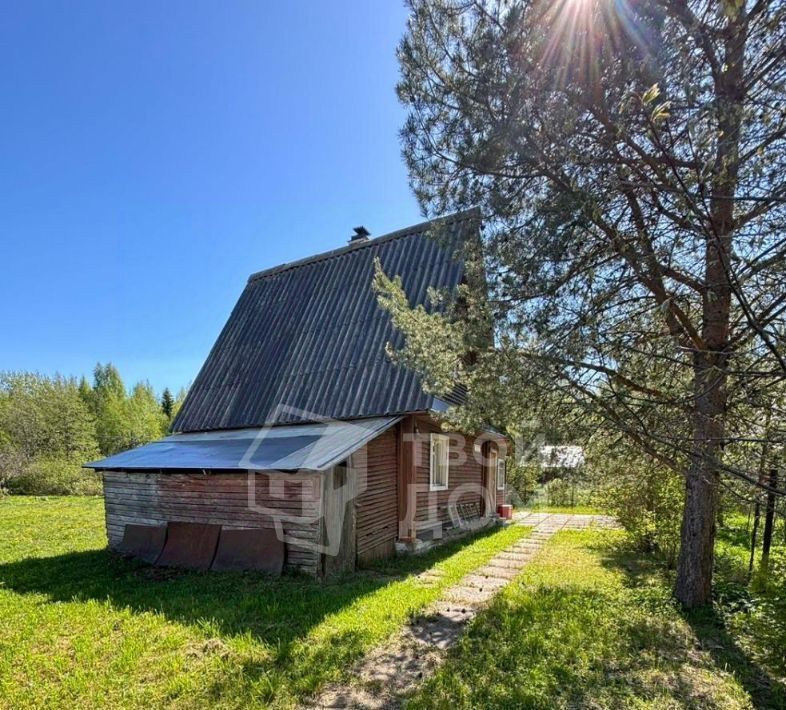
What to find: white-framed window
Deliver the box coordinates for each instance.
[429,433,450,491]
[496,458,506,490]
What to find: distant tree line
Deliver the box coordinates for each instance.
[0,364,187,495]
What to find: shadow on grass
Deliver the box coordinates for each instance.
[598,538,786,710]
[407,578,726,708]
[0,526,499,648]
[683,606,786,710]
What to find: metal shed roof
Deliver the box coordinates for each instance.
[86,416,401,472]
[172,209,479,432]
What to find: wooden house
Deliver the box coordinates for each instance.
[86,209,508,576]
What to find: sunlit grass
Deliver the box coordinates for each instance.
[0,496,527,708]
[407,528,785,709]
[521,504,604,515]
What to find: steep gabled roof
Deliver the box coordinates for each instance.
[172,209,480,432]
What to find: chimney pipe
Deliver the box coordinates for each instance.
[350,226,370,244]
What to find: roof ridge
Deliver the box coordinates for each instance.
[247,207,480,283]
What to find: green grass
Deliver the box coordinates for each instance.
[713,513,786,685]
[0,496,528,709]
[521,504,604,515]
[407,528,786,709]
[5,497,781,709]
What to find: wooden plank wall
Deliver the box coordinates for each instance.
[354,426,398,564]
[321,464,357,576]
[102,471,322,575]
[413,416,490,534]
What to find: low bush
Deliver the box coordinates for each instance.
[7,458,102,496]
[505,460,539,505]
[586,435,683,566]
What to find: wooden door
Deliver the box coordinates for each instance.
[482,444,498,517]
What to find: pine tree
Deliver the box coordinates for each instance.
[395,0,786,607]
[161,388,175,419]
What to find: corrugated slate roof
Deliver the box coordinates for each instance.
[172,209,480,432]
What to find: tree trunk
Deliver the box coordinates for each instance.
[674,353,725,607]
[674,10,745,609]
[748,429,770,575]
[749,498,761,575]
[673,174,732,607]
[781,509,786,545]
[761,468,778,571]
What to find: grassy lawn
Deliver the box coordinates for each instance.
[714,514,786,685]
[0,496,527,709]
[521,504,604,515]
[407,528,786,709]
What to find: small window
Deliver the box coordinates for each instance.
[496,459,506,490]
[429,433,450,491]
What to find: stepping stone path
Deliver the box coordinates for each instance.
[312,512,617,709]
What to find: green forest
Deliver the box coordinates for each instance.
[0,365,186,496]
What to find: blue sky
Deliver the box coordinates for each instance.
[0,1,420,394]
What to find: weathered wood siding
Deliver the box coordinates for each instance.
[354,426,398,564]
[412,416,494,535]
[102,470,322,575]
[321,464,357,576]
